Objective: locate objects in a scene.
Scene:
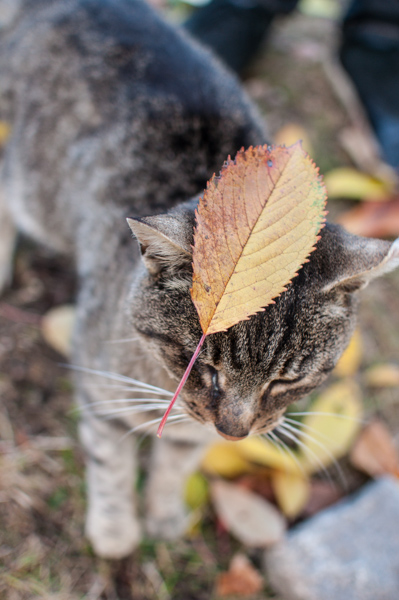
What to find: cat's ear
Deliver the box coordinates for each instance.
[127,215,193,276]
[322,226,399,293]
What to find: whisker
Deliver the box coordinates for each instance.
[263,432,294,469]
[64,364,173,395]
[277,424,335,487]
[99,404,180,419]
[282,420,347,489]
[268,430,306,477]
[287,411,363,423]
[104,337,141,344]
[119,413,189,442]
[284,416,338,445]
[84,384,173,396]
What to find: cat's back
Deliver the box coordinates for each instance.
[0,0,264,254]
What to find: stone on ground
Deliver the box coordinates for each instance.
[265,477,399,600]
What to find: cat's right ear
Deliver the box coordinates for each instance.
[321,226,399,293]
[127,216,193,276]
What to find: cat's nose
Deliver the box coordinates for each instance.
[216,430,248,442]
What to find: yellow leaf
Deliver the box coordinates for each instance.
[201,442,252,478]
[364,363,399,388]
[271,471,310,518]
[300,381,363,473]
[236,436,303,475]
[274,123,313,157]
[334,329,362,377]
[0,121,11,147]
[324,167,392,202]
[191,143,327,334]
[185,472,209,510]
[41,305,76,357]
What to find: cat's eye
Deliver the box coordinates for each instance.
[211,369,221,399]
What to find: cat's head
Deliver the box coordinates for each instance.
[128,201,399,440]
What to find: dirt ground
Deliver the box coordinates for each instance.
[1,5,399,600]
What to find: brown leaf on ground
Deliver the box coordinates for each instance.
[211,479,286,548]
[216,553,264,597]
[301,480,344,519]
[350,420,399,478]
[337,196,399,238]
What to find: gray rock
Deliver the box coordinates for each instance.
[265,477,399,600]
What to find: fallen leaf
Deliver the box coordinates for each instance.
[211,480,286,547]
[364,363,399,388]
[236,473,275,503]
[301,480,343,518]
[216,553,264,597]
[333,329,362,377]
[324,167,391,202]
[192,143,326,335]
[201,443,252,478]
[185,472,209,510]
[271,471,310,518]
[350,420,399,478]
[236,436,302,474]
[300,381,363,473]
[41,305,76,357]
[274,124,313,156]
[299,0,340,19]
[337,196,399,238]
[0,121,10,147]
[158,143,327,436]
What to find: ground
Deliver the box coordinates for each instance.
[1,4,399,600]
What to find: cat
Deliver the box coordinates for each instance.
[0,0,398,559]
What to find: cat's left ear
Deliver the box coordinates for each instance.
[127,215,193,276]
[323,228,399,293]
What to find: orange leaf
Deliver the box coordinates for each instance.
[337,196,399,238]
[191,143,326,334]
[350,420,399,478]
[216,554,264,597]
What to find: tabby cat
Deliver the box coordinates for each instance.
[0,0,398,558]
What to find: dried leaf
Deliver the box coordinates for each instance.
[274,124,313,156]
[324,167,391,202]
[192,143,326,335]
[211,480,286,547]
[337,196,399,238]
[41,305,76,357]
[350,420,399,478]
[201,443,252,478]
[271,471,310,518]
[364,363,399,388]
[301,381,363,473]
[333,329,362,377]
[216,553,264,597]
[236,436,302,474]
[301,480,343,518]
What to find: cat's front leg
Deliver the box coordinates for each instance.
[0,188,16,294]
[79,412,141,559]
[145,437,205,540]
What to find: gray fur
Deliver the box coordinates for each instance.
[0,0,398,558]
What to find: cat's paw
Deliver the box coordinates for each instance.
[145,508,188,540]
[86,509,141,559]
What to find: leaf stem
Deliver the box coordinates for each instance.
[157,333,207,438]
